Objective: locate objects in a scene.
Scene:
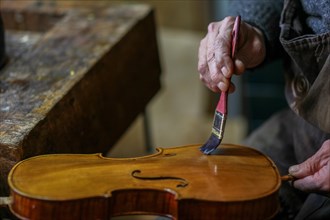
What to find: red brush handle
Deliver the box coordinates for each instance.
[216,16,241,114]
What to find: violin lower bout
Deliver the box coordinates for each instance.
[10,187,279,220]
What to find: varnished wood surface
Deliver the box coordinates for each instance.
[8,144,281,220]
[0,1,161,196]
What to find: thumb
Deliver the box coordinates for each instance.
[288,162,314,192]
[289,164,308,178]
[288,161,312,179]
[289,161,330,193]
[289,140,330,178]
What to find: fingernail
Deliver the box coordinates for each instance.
[289,165,299,174]
[218,82,227,92]
[221,66,229,77]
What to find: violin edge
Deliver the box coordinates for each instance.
[7,144,283,220]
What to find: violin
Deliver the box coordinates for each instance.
[7,144,285,220]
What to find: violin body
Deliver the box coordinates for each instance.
[8,144,281,220]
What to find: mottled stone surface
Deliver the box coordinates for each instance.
[0,1,161,196]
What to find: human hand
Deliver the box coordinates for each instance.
[289,140,330,196]
[198,16,266,93]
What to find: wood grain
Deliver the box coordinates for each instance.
[8,144,281,220]
[0,1,161,196]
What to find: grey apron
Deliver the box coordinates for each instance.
[244,0,330,219]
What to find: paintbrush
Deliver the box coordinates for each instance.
[200,16,241,155]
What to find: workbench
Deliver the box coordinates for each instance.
[0,1,161,196]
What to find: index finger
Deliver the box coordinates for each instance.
[214,16,236,79]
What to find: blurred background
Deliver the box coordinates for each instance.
[108,0,240,157]
[108,0,286,157]
[1,0,286,157]
[0,1,287,219]
[111,0,232,157]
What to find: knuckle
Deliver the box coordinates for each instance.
[199,75,206,83]
[207,22,216,32]
[199,72,209,82]
[223,16,234,25]
[210,73,218,81]
[198,63,206,73]
[207,50,215,61]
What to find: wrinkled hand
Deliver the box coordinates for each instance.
[289,140,330,196]
[198,16,266,93]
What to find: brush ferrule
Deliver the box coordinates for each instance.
[212,111,227,139]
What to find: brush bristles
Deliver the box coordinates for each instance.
[200,133,221,155]
[200,111,227,155]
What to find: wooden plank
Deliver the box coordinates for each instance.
[0,1,161,196]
